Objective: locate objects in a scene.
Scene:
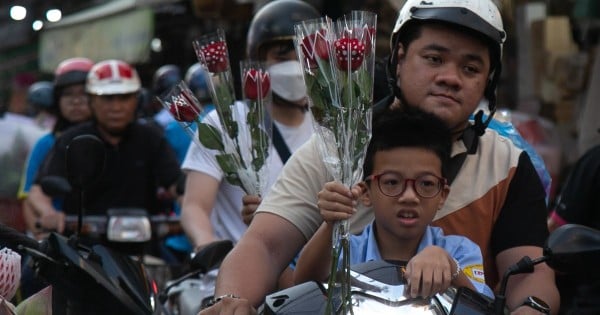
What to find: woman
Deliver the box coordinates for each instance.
[19,57,94,236]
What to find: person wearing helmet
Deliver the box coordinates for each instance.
[203,1,559,314]
[180,0,319,285]
[27,59,181,235]
[26,81,56,129]
[152,64,183,128]
[17,57,94,300]
[19,58,94,235]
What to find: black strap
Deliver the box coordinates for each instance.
[446,126,479,185]
[446,152,467,185]
[272,124,292,164]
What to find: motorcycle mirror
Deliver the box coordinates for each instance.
[40,176,72,198]
[494,224,600,315]
[66,134,106,190]
[544,224,600,275]
[190,240,233,273]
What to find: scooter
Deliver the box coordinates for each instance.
[39,174,184,289]
[159,239,233,315]
[260,223,600,315]
[3,134,162,314]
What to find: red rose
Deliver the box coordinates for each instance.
[342,27,375,56]
[300,29,329,69]
[334,37,365,72]
[243,68,270,101]
[198,41,229,73]
[363,27,376,56]
[168,93,200,122]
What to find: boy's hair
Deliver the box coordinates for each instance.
[362,107,452,180]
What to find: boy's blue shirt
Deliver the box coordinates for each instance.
[345,222,495,298]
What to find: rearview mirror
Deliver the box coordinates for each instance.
[544,224,600,275]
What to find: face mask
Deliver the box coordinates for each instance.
[268,60,307,103]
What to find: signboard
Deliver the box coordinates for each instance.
[39,8,154,72]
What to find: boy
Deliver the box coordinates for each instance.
[294,108,493,299]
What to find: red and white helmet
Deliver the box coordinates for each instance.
[86,59,141,95]
[54,57,94,89]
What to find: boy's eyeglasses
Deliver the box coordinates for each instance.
[365,171,446,198]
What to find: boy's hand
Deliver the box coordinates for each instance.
[405,246,454,298]
[317,181,362,223]
[241,195,261,225]
[198,296,257,315]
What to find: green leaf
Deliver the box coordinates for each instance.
[250,127,269,172]
[216,153,243,187]
[246,103,259,127]
[198,123,224,151]
[213,77,238,139]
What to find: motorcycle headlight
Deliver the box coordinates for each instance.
[107,216,152,242]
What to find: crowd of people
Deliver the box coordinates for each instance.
[3,0,599,314]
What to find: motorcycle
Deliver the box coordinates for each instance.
[1,223,159,314]
[39,175,184,289]
[3,134,164,314]
[260,223,600,315]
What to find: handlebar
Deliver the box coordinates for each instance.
[37,214,183,241]
[60,214,183,239]
[0,223,41,253]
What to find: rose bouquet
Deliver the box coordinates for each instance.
[159,29,272,196]
[295,11,377,314]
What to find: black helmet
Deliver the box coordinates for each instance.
[152,64,182,97]
[246,0,320,59]
[27,81,54,109]
[185,63,211,102]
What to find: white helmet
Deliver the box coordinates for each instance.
[86,60,141,95]
[389,0,506,134]
[391,0,505,52]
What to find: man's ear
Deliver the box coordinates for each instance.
[395,43,406,76]
[358,181,372,207]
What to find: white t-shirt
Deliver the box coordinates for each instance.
[181,102,314,243]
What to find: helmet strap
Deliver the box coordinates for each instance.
[386,37,409,107]
[472,108,494,137]
[474,60,502,136]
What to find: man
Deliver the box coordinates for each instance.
[203,0,559,314]
[180,0,318,252]
[27,59,181,231]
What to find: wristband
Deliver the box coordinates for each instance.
[451,258,461,280]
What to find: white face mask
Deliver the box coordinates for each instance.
[268,60,307,103]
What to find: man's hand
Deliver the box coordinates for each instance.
[317,181,363,223]
[198,296,257,315]
[37,211,66,233]
[241,195,261,226]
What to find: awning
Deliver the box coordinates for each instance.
[39,0,155,72]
